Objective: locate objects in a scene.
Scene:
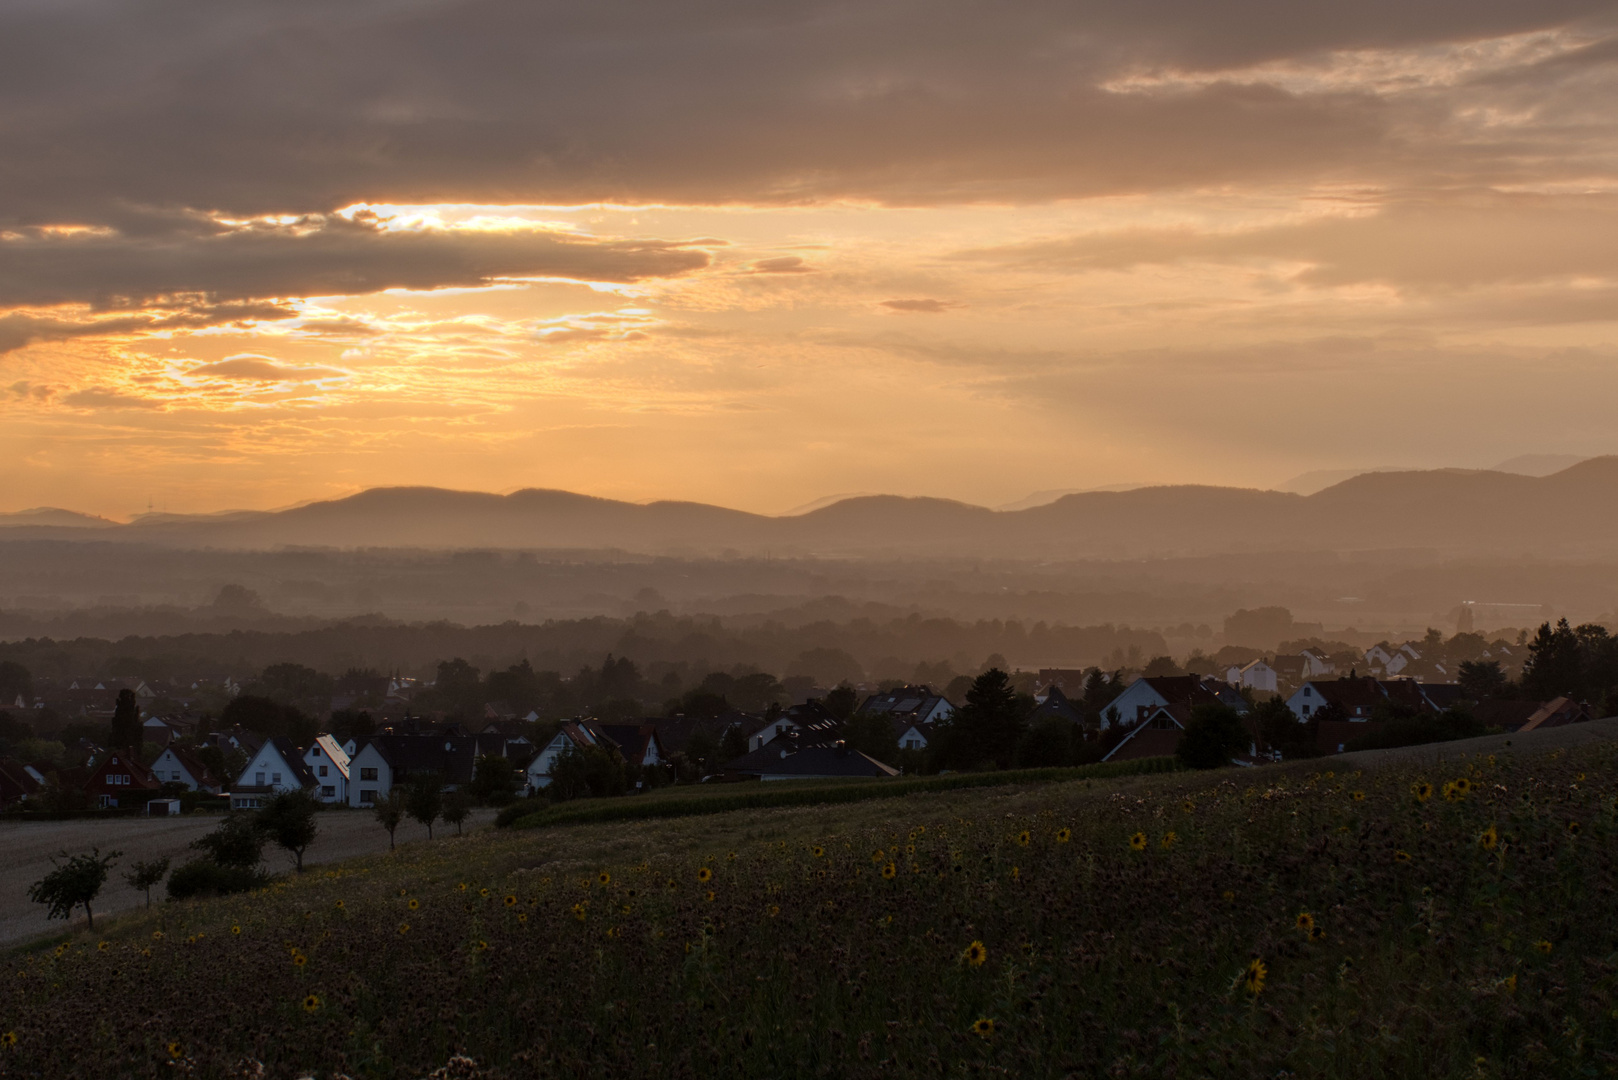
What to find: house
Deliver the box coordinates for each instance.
[523,721,612,792]
[149,745,219,793]
[1285,677,1387,722]
[231,736,317,809]
[1035,668,1089,694]
[596,724,665,770]
[857,685,955,725]
[1229,660,1277,694]
[894,720,934,751]
[748,714,799,752]
[747,700,843,752]
[141,715,176,748]
[1101,675,1249,729]
[345,732,522,806]
[1517,697,1595,732]
[0,757,42,807]
[1028,685,1085,726]
[211,726,265,756]
[1101,704,1190,763]
[85,750,162,808]
[1300,649,1335,678]
[724,743,900,781]
[303,735,351,803]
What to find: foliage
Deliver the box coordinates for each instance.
[406,776,445,838]
[718,723,750,764]
[123,857,171,907]
[441,788,473,835]
[1458,659,1512,701]
[110,689,142,752]
[256,789,321,872]
[166,859,267,900]
[1253,695,1318,759]
[1012,717,1078,768]
[1346,706,1485,753]
[470,754,519,806]
[28,848,119,929]
[1174,703,1249,769]
[821,684,859,720]
[190,813,266,869]
[9,738,1614,1077]
[1521,619,1618,702]
[220,695,317,745]
[840,712,901,766]
[373,790,406,850]
[938,668,1030,770]
[0,659,32,704]
[547,742,629,802]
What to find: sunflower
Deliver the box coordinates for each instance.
[231,924,242,935]
[961,940,988,967]
[1351,791,1365,802]
[1055,827,1072,843]
[1160,832,1178,850]
[1442,781,1461,802]
[1010,866,1020,881]
[474,939,490,952]
[696,866,712,883]
[1394,849,1412,863]
[1535,940,1553,954]
[398,922,410,935]
[1129,832,1148,851]
[167,1040,183,1059]
[140,948,152,958]
[97,940,109,952]
[1016,830,1031,847]
[302,995,321,1014]
[1295,912,1315,933]
[502,894,517,908]
[152,931,165,941]
[598,872,611,886]
[1454,777,1472,795]
[1501,973,1517,993]
[705,891,716,902]
[881,862,897,880]
[518,912,529,924]
[408,899,420,911]
[572,902,588,921]
[458,883,468,892]
[1309,926,1327,942]
[972,1018,995,1039]
[0,1032,15,1048]
[1412,781,1434,803]
[334,900,345,911]
[1241,958,1267,996]
[479,887,490,899]
[1182,799,1196,813]
[1478,825,1499,851]
[768,905,780,917]
[870,849,884,863]
[1221,890,1235,903]
[905,843,915,854]
[812,846,825,858]
[293,954,308,967]
[1567,821,1582,836]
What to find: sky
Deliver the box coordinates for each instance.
[3,1,1618,518]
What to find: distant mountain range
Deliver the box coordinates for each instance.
[6,458,1618,558]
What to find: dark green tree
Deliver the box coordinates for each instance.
[842,712,901,766]
[373,790,405,850]
[1253,696,1317,759]
[943,668,1028,769]
[822,685,858,720]
[123,857,170,907]
[1175,704,1250,770]
[1457,660,1510,701]
[1013,717,1076,768]
[441,788,473,835]
[29,848,120,929]
[110,689,142,751]
[719,723,750,763]
[256,789,321,872]
[470,754,518,806]
[0,660,32,706]
[434,658,483,714]
[1522,619,1584,699]
[191,813,265,868]
[406,776,444,839]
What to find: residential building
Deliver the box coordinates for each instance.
[1101,675,1249,729]
[345,731,523,806]
[857,685,955,725]
[86,750,161,808]
[149,745,219,793]
[231,736,316,809]
[303,734,351,803]
[1028,684,1085,726]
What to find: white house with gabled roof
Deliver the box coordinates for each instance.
[231,736,316,809]
[303,734,350,803]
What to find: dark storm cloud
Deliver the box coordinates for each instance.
[1,0,1612,226]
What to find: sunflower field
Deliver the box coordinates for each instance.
[3,739,1615,1078]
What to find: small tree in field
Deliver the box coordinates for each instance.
[256,789,321,872]
[30,848,120,930]
[373,790,405,850]
[441,788,472,836]
[123,857,170,906]
[406,776,443,839]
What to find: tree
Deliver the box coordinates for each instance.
[1175,704,1250,770]
[1013,717,1076,768]
[123,857,170,907]
[190,813,265,869]
[256,789,320,872]
[406,776,444,839]
[842,712,901,766]
[0,660,32,706]
[1522,619,1585,699]
[220,695,317,745]
[1140,655,1183,678]
[434,658,483,714]
[470,754,519,805]
[821,685,858,720]
[441,788,473,835]
[1457,660,1509,701]
[943,668,1028,769]
[110,689,142,751]
[373,790,405,850]
[718,723,750,763]
[29,848,119,930]
[1253,696,1317,760]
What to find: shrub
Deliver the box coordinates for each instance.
[166,859,267,900]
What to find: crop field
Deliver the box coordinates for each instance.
[3,735,1616,1079]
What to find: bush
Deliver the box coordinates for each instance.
[166,859,267,900]
[1175,704,1250,770]
[495,796,548,828]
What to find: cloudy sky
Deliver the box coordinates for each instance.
[4,1,1618,517]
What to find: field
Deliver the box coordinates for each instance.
[3,727,1616,1079]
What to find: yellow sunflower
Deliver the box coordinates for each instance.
[1129,832,1148,851]
[705,891,716,902]
[1160,832,1178,850]
[1241,958,1267,996]
[408,899,419,911]
[302,995,321,1014]
[504,894,518,907]
[1412,781,1434,803]
[479,887,490,899]
[812,846,825,858]
[518,912,528,924]
[293,954,308,967]
[1295,912,1315,934]
[598,872,611,886]
[972,1018,995,1039]
[1351,791,1365,802]
[961,940,988,967]
[696,866,712,883]
[1394,849,1412,863]
[167,1040,183,1059]
[1535,940,1553,954]
[1182,799,1196,813]
[231,924,242,935]
[97,941,109,952]
[0,1031,16,1048]
[1454,777,1472,796]
[1015,830,1031,847]
[881,862,897,880]
[1567,821,1582,836]
[1055,827,1072,843]
[572,902,588,921]
[398,923,410,935]
[1478,825,1499,851]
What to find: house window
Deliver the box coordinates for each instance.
[360,789,378,804]
[1303,687,1312,697]
[311,746,322,757]
[255,771,265,785]
[271,772,282,785]
[319,765,328,777]
[360,767,378,781]
[321,786,335,797]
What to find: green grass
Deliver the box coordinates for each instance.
[4,741,1616,1078]
[505,756,1181,829]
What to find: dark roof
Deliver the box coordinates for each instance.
[350,733,510,786]
[1305,677,1387,716]
[1135,676,1249,713]
[266,736,319,788]
[1472,700,1542,730]
[857,685,949,718]
[644,715,738,756]
[1030,685,1084,725]
[596,724,662,767]
[1416,683,1467,711]
[724,744,899,779]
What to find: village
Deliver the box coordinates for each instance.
[1,620,1604,818]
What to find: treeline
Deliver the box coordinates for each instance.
[0,611,1167,688]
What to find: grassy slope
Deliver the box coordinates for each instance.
[4,738,1616,1079]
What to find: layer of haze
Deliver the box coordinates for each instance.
[4,1,1618,517]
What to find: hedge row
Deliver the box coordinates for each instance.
[505,756,1181,830]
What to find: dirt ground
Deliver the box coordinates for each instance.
[0,807,495,948]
